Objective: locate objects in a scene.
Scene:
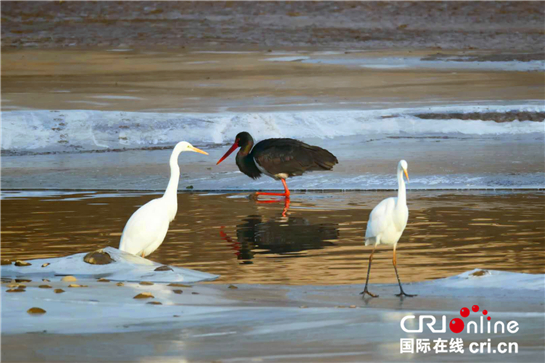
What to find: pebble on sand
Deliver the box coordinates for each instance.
[168,283,192,288]
[116,282,124,286]
[14,260,31,267]
[97,278,110,282]
[139,281,154,286]
[54,289,65,293]
[146,301,162,305]
[68,284,88,288]
[83,249,114,265]
[154,265,173,271]
[27,307,46,315]
[228,285,238,289]
[39,285,52,289]
[61,276,77,282]
[471,269,490,277]
[134,292,154,299]
[6,288,25,293]
[172,289,183,294]
[7,283,25,288]
[42,263,50,268]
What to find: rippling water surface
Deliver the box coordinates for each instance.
[1,190,543,284]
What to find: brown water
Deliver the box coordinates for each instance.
[1,190,543,285]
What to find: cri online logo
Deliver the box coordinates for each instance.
[450,304,489,333]
[401,305,519,334]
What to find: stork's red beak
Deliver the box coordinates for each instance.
[216,139,239,165]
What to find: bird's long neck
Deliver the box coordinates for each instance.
[238,140,254,157]
[235,141,262,178]
[396,168,406,207]
[236,149,262,179]
[164,148,182,201]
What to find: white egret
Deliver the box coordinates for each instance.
[119,141,208,257]
[361,159,416,298]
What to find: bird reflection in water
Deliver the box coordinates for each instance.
[220,214,339,263]
[252,196,291,217]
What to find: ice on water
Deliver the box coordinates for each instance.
[1,247,219,283]
[1,268,543,335]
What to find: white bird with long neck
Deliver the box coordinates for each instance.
[361,159,416,298]
[119,141,208,257]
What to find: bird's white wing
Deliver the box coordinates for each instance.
[119,198,170,256]
[365,197,396,244]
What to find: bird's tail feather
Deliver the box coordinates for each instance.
[309,146,338,170]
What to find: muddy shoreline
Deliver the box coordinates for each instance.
[3,48,543,113]
[2,2,544,51]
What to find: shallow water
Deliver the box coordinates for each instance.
[2,190,543,285]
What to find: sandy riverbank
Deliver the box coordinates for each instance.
[2,48,544,113]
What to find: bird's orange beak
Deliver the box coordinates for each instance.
[404,169,410,182]
[189,146,209,155]
[216,139,239,165]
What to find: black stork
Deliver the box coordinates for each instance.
[216,132,338,200]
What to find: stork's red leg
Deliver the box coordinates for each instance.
[219,227,242,258]
[255,179,291,198]
[281,197,290,217]
[282,179,291,197]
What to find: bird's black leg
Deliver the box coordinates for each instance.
[393,245,416,297]
[361,245,379,298]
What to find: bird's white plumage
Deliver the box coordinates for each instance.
[364,160,409,247]
[119,198,172,257]
[119,141,207,257]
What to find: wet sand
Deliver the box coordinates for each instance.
[2,191,544,285]
[2,48,544,113]
[2,1,544,51]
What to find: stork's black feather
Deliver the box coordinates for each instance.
[248,138,338,180]
[236,153,263,179]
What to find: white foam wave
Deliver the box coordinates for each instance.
[300,57,545,72]
[1,104,543,153]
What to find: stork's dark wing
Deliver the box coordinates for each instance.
[251,138,338,178]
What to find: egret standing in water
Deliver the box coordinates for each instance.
[119,141,208,257]
[361,160,416,298]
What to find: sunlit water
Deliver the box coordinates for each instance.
[1,190,543,285]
